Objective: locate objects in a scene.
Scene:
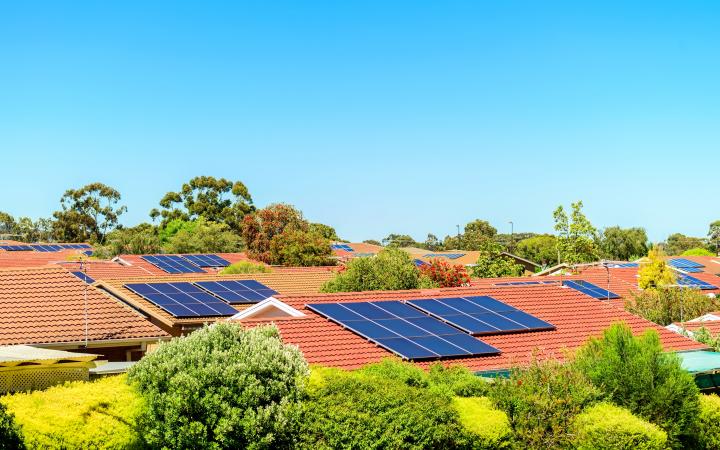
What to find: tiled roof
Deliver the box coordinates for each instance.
[238,284,707,371]
[0,266,168,346]
[56,260,156,279]
[331,243,384,259]
[0,250,81,269]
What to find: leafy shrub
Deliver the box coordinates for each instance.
[162,217,242,253]
[573,322,700,447]
[300,368,475,449]
[682,248,715,256]
[128,323,309,449]
[419,259,471,287]
[638,245,676,289]
[1,375,141,449]
[489,358,599,449]
[322,248,421,292]
[572,402,667,450]
[0,402,23,450]
[695,394,720,449]
[269,229,334,266]
[626,287,719,326]
[452,397,513,449]
[470,240,524,278]
[220,260,272,274]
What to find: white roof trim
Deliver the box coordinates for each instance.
[229,297,305,321]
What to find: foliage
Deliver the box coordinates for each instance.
[321,248,420,292]
[600,226,649,261]
[695,394,720,449]
[682,247,715,256]
[708,220,720,253]
[0,402,23,450]
[513,234,558,266]
[638,245,676,290]
[300,365,475,450]
[489,358,600,449]
[452,397,513,449]
[0,211,15,236]
[269,229,334,266]
[150,175,254,231]
[571,402,667,450]
[419,258,471,288]
[52,182,127,244]
[443,220,497,251]
[470,240,524,278]
[423,233,443,251]
[241,203,307,263]
[127,323,309,450]
[573,322,700,447]
[94,222,162,257]
[553,201,600,264]
[691,327,720,352]
[0,213,54,242]
[220,260,271,274]
[1,375,142,449]
[162,217,243,254]
[664,233,709,256]
[382,233,419,248]
[308,223,338,240]
[363,239,381,246]
[626,287,719,326]
[496,232,536,251]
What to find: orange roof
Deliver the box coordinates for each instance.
[0,266,168,346]
[57,260,156,279]
[331,243,384,259]
[239,284,706,371]
[0,249,82,269]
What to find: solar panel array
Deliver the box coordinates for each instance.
[124,282,238,317]
[0,245,34,251]
[141,255,205,274]
[668,258,704,273]
[494,281,557,286]
[676,274,717,290]
[414,259,428,267]
[0,243,91,252]
[331,244,354,252]
[424,253,465,260]
[194,280,279,304]
[612,263,639,268]
[407,296,555,336]
[181,254,231,267]
[562,280,620,300]
[71,271,95,284]
[307,301,500,360]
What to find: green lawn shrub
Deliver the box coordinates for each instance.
[572,402,667,450]
[220,260,272,274]
[321,248,420,292]
[128,323,309,449]
[0,401,24,450]
[452,397,512,449]
[1,375,141,449]
[695,394,720,449]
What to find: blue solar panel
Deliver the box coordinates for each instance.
[612,263,639,268]
[331,244,354,252]
[307,301,500,360]
[181,254,231,267]
[562,280,621,300]
[71,271,95,284]
[414,259,428,267]
[407,296,555,336]
[677,274,717,290]
[194,280,279,304]
[141,255,205,274]
[124,282,238,317]
[423,253,465,260]
[0,245,34,251]
[669,258,705,269]
[494,280,557,286]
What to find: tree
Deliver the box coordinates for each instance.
[308,223,338,241]
[573,322,700,447]
[0,402,24,450]
[470,240,524,278]
[422,233,443,251]
[15,217,54,242]
[94,223,162,257]
[443,219,497,251]
[625,287,719,326]
[600,226,649,261]
[419,259,470,288]
[553,201,600,263]
[682,248,715,256]
[664,233,708,256]
[363,239,381,246]
[150,176,253,231]
[322,248,420,292]
[52,182,126,244]
[514,234,558,267]
[269,229,334,266]
[241,204,308,264]
[127,323,308,449]
[496,232,537,251]
[0,212,16,237]
[709,220,720,254]
[638,246,676,290]
[382,234,418,248]
[163,217,243,254]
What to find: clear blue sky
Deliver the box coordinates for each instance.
[2,1,719,243]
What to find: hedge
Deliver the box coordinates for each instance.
[696,394,720,449]
[572,403,667,450]
[0,375,143,449]
[452,397,512,449]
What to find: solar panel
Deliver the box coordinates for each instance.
[407,296,555,336]
[413,259,428,267]
[194,280,279,304]
[29,244,63,252]
[307,301,500,360]
[612,263,639,268]
[71,271,95,284]
[331,244,354,252]
[676,274,717,290]
[562,280,621,300]
[669,258,704,270]
[181,254,231,267]
[424,253,465,260]
[141,255,205,274]
[0,245,34,251]
[124,282,238,317]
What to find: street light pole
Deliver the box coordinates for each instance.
[509,221,514,249]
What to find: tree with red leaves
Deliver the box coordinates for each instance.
[419,258,470,288]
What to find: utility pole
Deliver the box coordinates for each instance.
[508,221,514,250]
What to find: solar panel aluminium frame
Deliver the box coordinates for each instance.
[181,254,231,267]
[141,255,205,274]
[562,280,621,300]
[194,280,279,304]
[676,274,718,290]
[124,282,238,317]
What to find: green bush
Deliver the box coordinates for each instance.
[626,286,719,326]
[0,401,24,450]
[321,248,420,292]
[128,323,309,449]
[301,367,476,449]
[695,394,720,449]
[220,260,272,274]
[682,248,715,256]
[573,322,700,448]
[489,358,599,449]
[1,375,141,449]
[453,397,512,449]
[572,402,667,450]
